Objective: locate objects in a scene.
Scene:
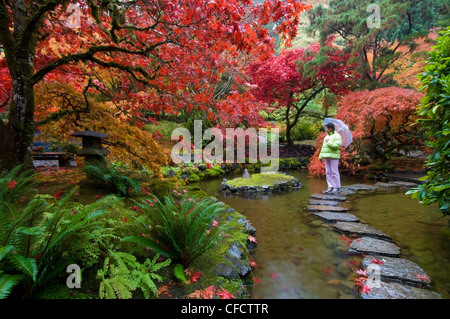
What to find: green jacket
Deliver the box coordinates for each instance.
[319,131,342,159]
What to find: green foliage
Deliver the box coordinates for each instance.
[205,165,225,178]
[0,187,120,298]
[83,163,142,197]
[407,27,450,218]
[122,194,229,267]
[173,263,188,284]
[0,165,37,205]
[308,0,448,85]
[291,118,322,141]
[97,251,170,299]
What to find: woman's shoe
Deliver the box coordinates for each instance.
[332,188,340,194]
[325,187,333,194]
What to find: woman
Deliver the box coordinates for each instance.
[319,123,342,194]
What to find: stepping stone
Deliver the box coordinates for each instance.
[374,182,400,191]
[359,281,442,299]
[333,222,392,242]
[361,255,431,287]
[322,188,355,196]
[310,193,346,202]
[312,212,359,223]
[309,199,341,207]
[389,181,418,188]
[344,184,378,192]
[307,205,349,213]
[349,237,401,257]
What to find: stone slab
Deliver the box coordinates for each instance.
[307,205,349,213]
[343,184,378,192]
[312,212,359,223]
[310,194,347,202]
[361,255,431,287]
[359,281,442,299]
[349,237,401,257]
[309,199,341,207]
[333,222,392,242]
[374,182,400,191]
[389,181,419,188]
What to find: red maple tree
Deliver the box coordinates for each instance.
[247,37,354,144]
[0,0,311,169]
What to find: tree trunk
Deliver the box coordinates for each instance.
[0,50,37,171]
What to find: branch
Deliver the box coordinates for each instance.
[20,0,63,49]
[31,41,173,85]
[0,0,15,61]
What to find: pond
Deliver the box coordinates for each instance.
[198,170,450,299]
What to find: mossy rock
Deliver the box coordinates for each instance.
[225,173,296,188]
[205,165,225,178]
[188,173,200,183]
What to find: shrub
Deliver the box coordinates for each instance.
[122,194,229,267]
[407,27,450,218]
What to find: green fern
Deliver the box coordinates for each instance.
[173,263,188,284]
[122,194,230,266]
[0,187,121,298]
[97,251,170,299]
[0,165,37,205]
[0,271,24,299]
[83,164,141,197]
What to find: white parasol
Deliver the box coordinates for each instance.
[322,118,353,148]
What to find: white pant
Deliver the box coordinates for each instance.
[324,158,341,188]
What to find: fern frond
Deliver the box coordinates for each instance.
[0,272,24,299]
[7,254,38,282]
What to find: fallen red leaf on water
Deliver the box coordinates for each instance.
[270,272,279,279]
[248,235,257,243]
[253,277,260,284]
[322,268,332,275]
[298,247,305,251]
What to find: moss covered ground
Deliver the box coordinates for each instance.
[225,173,296,188]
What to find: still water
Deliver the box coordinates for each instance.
[198,170,450,299]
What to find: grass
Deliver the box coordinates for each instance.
[225,173,296,188]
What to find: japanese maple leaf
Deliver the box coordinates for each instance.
[6,180,17,189]
[355,269,368,276]
[360,284,372,295]
[190,272,203,283]
[415,273,429,282]
[249,260,257,268]
[202,286,216,299]
[187,290,203,299]
[248,235,257,243]
[157,285,172,298]
[53,190,64,199]
[253,277,260,284]
[370,257,385,265]
[216,287,234,299]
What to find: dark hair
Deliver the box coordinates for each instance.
[325,123,335,131]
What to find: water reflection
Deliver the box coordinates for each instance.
[198,171,450,299]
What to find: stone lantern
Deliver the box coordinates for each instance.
[71,131,109,167]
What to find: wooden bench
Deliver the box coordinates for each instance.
[33,152,72,167]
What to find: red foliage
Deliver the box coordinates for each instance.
[309,87,425,176]
[0,0,311,128]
